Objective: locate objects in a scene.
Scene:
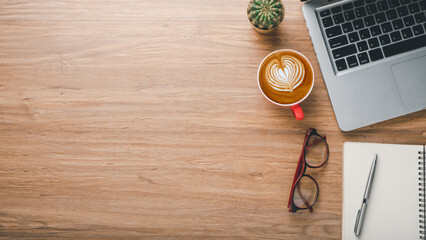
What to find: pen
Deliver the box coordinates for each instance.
[354,154,378,237]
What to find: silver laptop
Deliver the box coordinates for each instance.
[302,0,426,131]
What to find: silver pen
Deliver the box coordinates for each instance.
[354,154,378,237]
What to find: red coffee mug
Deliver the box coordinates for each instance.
[257,49,314,120]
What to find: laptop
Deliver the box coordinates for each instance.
[302,0,426,131]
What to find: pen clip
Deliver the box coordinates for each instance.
[354,209,361,236]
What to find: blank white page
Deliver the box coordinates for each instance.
[343,142,423,240]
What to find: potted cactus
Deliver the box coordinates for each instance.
[247,0,285,33]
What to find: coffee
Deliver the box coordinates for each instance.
[258,50,314,105]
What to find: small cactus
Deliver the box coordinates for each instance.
[247,0,285,33]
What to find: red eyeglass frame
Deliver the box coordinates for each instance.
[288,128,329,212]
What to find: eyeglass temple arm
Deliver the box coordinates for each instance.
[288,152,305,209]
[288,131,312,209]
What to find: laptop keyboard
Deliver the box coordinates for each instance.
[318,0,426,72]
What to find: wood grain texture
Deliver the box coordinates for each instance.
[0,0,425,239]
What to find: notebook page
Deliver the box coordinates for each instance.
[342,142,423,240]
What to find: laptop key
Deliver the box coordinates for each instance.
[331,6,342,14]
[368,48,384,61]
[388,0,400,8]
[379,34,391,45]
[333,13,345,24]
[335,59,348,71]
[382,34,426,57]
[357,52,370,64]
[381,22,393,33]
[326,26,342,38]
[400,0,411,4]
[414,12,425,23]
[366,4,378,14]
[355,7,367,18]
[377,1,389,11]
[343,2,354,10]
[359,29,371,39]
[368,37,380,48]
[347,55,359,68]
[329,35,349,48]
[344,10,356,21]
[348,32,360,42]
[322,17,334,28]
[354,0,365,7]
[342,22,354,33]
[412,24,425,35]
[375,13,387,24]
[401,28,414,38]
[364,16,376,27]
[353,19,365,30]
[390,31,402,41]
[365,0,375,4]
[332,44,357,59]
[386,9,398,20]
[397,6,409,17]
[408,3,420,13]
[403,16,415,26]
[420,1,425,10]
[370,26,382,36]
[357,41,369,51]
[320,10,331,17]
[392,19,404,30]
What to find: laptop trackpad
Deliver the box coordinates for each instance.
[392,56,426,109]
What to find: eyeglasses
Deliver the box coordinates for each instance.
[288,128,329,212]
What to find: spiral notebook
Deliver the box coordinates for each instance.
[343,142,426,240]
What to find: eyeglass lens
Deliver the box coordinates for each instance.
[293,176,318,209]
[304,134,328,167]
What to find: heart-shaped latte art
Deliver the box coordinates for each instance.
[264,55,305,92]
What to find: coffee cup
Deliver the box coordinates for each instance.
[257,49,314,120]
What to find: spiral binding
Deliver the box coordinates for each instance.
[419,148,425,239]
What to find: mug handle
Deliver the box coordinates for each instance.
[290,104,304,121]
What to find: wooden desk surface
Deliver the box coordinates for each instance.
[0,1,424,239]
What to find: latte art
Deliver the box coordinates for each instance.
[264,55,305,92]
